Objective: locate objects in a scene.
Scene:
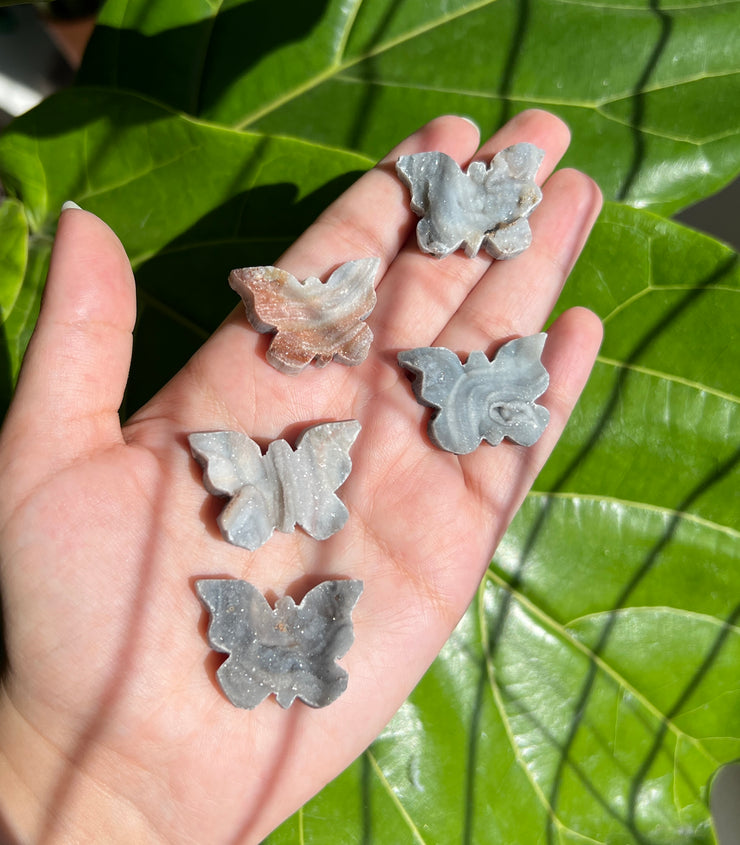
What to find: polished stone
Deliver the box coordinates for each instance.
[189,421,361,550]
[398,334,550,454]
[229,257,380,374]
[396,143,544,259]
[196,578,363,709]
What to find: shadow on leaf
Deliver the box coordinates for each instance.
[121,170,362,417]
[76,0,332,117]
[462,250,739,842]
[617,0,673,204]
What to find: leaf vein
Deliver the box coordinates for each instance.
[325,75,740,149]
[596,354,740,406]
[333,0,364,65]
[595,107,740,147]
[551,0,739,11]
[234,0,499,128]
[366,751,428,844]
[191,0,225,115]
[334,72,600,108]
[527,490,740,539]
[480,592,609,844]
[565,605,740,636]
[76,144,201,205]
[483,569,722,767]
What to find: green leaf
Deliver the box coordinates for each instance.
[0,200,29,406]
[0,87,370,412]
[77,0,740,213]
[0,197,43,407]
[265,206,739,843]
[0,2,738,839]
[0,199,27,328]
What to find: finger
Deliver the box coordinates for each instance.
[279,113,481,278]
[474,108,571,172]
[370,110,573,349]
[134,116,482,430]
[460,307,604,525]
[179,112,568,427]
[2,205,136,477]
[436,168,602,352]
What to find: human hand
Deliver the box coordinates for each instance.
[0,110,602,844]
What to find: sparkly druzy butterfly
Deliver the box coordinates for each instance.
[196,578,364,709]
[189,421,361,551]
[398,334,550,454]
[396,143,544,259]
[229,257,380,374]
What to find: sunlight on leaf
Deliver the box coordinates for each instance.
[0,1,738,840]
[0,88,370,412]
[265,207,739,844]
[77,0,740,213]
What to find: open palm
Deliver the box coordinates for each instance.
[0,111,602,844]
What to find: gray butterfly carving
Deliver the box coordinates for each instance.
[396,143,544,259]
[398,334,550,454]
[189,421,360,551]
[196,578,363,709]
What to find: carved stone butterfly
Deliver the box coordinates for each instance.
[189,421,361,551]
[396,143,544,259]
[398,334,550,454]
[196,578,364,709]
[229,257,380,374]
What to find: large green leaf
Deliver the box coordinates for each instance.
[77,0,740,213]
[0,1,738,840]
[0,87,370,413]
[0,198,31,404]
[265,205,739,843]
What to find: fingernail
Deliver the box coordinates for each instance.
[61,200,82,212]
[458,115,480,133]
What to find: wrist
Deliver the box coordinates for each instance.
[0,691,160,844]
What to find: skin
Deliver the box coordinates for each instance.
[0,110,603,844]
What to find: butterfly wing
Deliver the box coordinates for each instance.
[397,144,544,259]
[188,431,276,550]
[188,431,264,496]
[289,421,361,540]
[479,144,544,259]
[195,579,276,709]
[218,484,278,551]
[400,347,489,453]
[397,347,465,410]
[322,257,379,322]
[229,266,315,373]
[228,266,303,334]
[287,580,364,708]
[482,333,550,446]
[197,579,362,709]
[396,151,448,216]
[489,333,549,399]
[319,257,380,367]
[491,142,544,185]
[396,152,475,257]
[230,261,379,373]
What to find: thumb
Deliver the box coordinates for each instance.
[2,204,136,476]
